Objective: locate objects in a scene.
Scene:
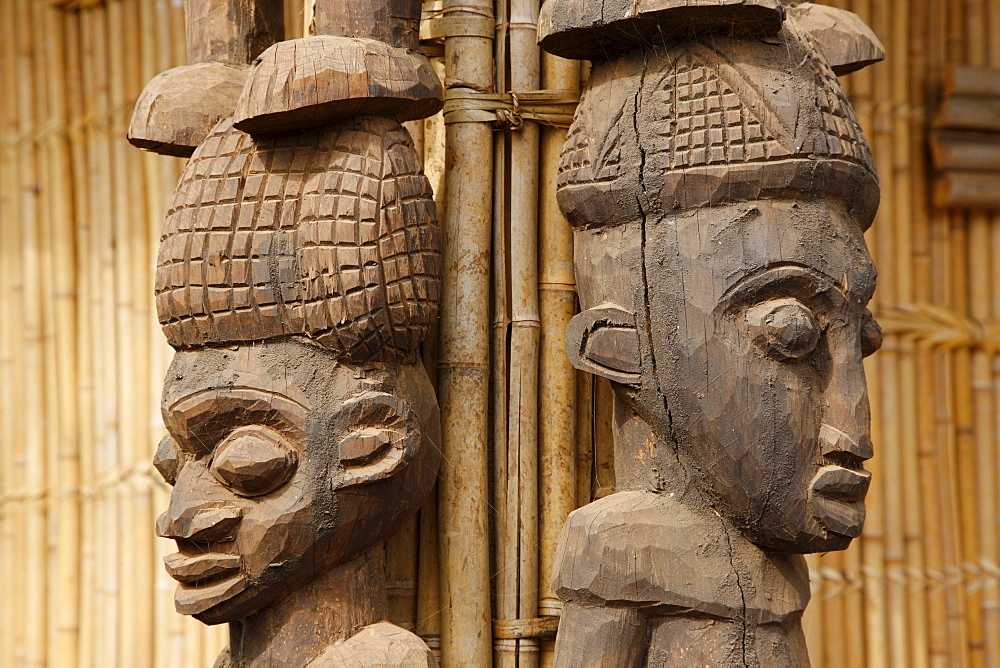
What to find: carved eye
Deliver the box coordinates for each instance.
[746,298,820,361]
[154,435,184,486]
[861,309,882,357]
[211,427,297,497]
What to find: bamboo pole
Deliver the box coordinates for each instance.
[944,212,972,668]
[885,1,916,664]
[16,0,49,663]
[537,47,579,622]
[437,0,496,663]
[491,0,513,658]
[0,0,27,663]
[850,3,890,665]
[34,3,82,667]
[33,5,62,665]
[900,1,933,665]
[63,9,99,666]
[0,2,15,662]
[914,2,954,664]
[135,0,169,659]
[107,1,142,664]
[498,0,542,664]
[491,0,513,657]
[987,4,1000,665]
[83,6,122,664]
[961,6,997,667]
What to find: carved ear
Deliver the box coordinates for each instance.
[337,393,420,488]
[565,306,642,387]
[788,3,885,75]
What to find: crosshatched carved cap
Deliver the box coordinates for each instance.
[154,116,441,362]
[555,18,880,230]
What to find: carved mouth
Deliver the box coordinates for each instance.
[164,552,241,585]
[808,465,871,538]
[164,552,248,616]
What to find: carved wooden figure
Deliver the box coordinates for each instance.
[131,1,443,666]
[538,1,884,665]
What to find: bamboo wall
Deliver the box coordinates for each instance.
[0,1,996,666]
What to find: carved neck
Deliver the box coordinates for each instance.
[227,546,388,667]
[611,392,699,498]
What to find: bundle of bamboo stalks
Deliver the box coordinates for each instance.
[1,1,999,666]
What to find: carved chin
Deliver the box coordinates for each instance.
[812,496,867,539]
[807,464,871,542]
[174,572,249,621]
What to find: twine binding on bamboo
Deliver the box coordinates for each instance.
[443,89,579,129]
[810,560,1000,597]
[420,11,495,40]
[879,302,1000,352]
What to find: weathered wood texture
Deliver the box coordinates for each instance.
[538,0,784,60]
[127,0,283,157]
[232,37,444,133]
[544,2,883,664]
[233,0,443,134]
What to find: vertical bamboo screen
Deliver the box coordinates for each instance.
[0,1,997,666]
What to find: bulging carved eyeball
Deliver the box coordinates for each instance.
[746,298,821,361]
[210,427,298,497]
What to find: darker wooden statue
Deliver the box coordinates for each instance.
[130,1,443,666]
[539,1,884,665]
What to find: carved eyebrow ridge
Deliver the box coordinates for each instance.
[717,263,835,311]
[164,387,309,451]
[717,261,876,312]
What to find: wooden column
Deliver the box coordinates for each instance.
[437,0,496,665]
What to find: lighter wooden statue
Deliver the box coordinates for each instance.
[539,1,885,665]
[129,1,444,666]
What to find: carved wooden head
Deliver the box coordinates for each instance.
[154,338,440,624]
[150,100,442,624]
[559,16,882,553]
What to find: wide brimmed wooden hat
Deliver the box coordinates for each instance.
[554,12,881,230]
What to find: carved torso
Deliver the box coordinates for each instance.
[555,491,810,666]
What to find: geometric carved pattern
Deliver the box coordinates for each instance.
[810,46,874,165]
[649,51,786,168]
[155,116,440,362]
[557,40,875,203]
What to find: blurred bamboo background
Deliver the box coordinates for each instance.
[0,0,998,666]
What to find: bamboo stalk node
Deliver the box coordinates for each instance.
[493,616,561,639]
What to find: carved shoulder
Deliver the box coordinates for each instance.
[553,491,810,624]
[306,622,437,668]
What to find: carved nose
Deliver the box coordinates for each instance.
[819,423,873,461]
[156,505,242,542]
[820,349,873,462]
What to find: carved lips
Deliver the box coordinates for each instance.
[164,551,247,616]
[808,464,872,538]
